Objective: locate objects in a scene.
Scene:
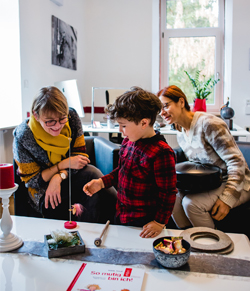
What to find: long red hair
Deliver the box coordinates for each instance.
[157,85,190,111]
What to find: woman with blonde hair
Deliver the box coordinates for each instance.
[13,86,116,222]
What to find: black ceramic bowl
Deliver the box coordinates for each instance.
[153,236,191,268]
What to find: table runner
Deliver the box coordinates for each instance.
[10,241,250,277]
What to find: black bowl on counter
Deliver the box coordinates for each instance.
[153,236,191,268]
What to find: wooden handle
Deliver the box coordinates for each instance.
[99,220,110,239]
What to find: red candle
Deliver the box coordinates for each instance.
[0,163,15,189]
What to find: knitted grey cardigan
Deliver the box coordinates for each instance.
[177,112,250,208]
[13,108,87,211]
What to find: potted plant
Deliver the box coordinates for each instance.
[44,229,85,258]
[184,70,220,112]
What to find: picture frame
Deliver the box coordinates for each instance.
[51,15,77,70]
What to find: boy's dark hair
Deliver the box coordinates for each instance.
[106,86,162,126]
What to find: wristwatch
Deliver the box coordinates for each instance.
[59,171,67,180]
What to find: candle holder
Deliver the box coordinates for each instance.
[0,184,23,252]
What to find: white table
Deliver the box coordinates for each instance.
[83,123,121,135]
[83,122,250,148]
[1,216,250,291]
[83,123,250,140]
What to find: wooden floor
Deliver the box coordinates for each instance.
[0,195,15,217]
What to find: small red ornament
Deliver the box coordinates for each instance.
[64,221,77,229]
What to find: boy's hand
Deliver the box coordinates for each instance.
[139,221,164,238]
[83,178,104,196]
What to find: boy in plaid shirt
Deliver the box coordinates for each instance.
[83,87,177,238]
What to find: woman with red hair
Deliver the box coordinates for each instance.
[157,85,250,229]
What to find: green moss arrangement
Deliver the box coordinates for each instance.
[47,229,81,250]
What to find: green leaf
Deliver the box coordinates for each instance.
[184,71,198,89]
[184,68,220,99]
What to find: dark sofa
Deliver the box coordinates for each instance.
[13,136,120,218]
[171,141,250,239]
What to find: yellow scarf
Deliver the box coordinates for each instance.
[29,115,72,165]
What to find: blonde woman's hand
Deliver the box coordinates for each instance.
[59,155,90,170]
[139,221,164,238]
[69,155,90,169]
[45,174,62,209]
[83,178,104,196]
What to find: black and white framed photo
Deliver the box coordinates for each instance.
[51,15,77,70]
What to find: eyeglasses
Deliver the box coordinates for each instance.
[44,116,68,127]
[161,101,173,112]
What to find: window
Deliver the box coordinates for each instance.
[160,0,224,112]
[0,0,22,129]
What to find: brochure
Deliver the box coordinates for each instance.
[67,263,145,291]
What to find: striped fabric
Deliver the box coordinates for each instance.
[13,108,88,211]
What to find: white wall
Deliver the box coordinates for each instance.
[19,0,85,119]
[19,0,250,130]
[225,0,250,129]
[2,0,158,163]
[19,0,158,123]
[3,0,250,163]
[81,0,158,120]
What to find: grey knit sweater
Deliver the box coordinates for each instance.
[13,108,87,211]
[177,112,250,208]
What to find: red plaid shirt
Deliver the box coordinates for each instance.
[101,133,177,224]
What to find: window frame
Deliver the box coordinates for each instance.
[160,0,225,113]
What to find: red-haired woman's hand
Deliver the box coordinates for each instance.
[211,199,230,221]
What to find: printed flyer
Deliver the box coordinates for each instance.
[67,263,145,291]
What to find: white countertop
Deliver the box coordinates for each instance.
[82,122,250,139]
[1,216,250,290]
